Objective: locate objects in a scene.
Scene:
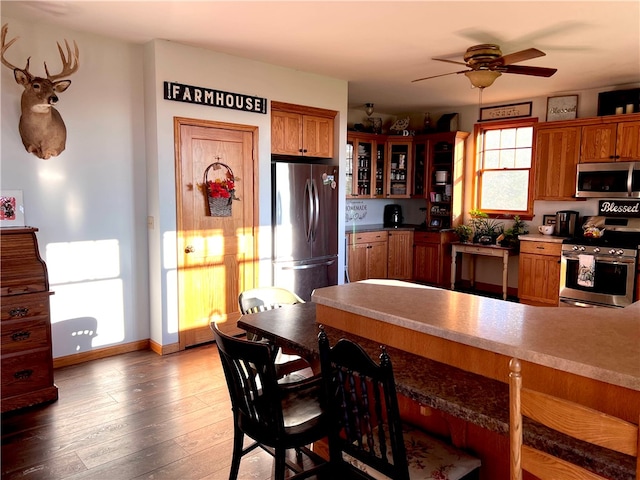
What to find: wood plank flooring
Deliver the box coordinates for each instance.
[1,343,326,480]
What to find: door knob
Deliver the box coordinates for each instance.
[185,245,195,253]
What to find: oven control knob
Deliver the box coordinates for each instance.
[572,245,578,251]
[579,246,586,251]
[609,249,617,255]
[616,249,625,256]
[593,247,600,253]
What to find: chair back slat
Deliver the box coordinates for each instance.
[319,328,410,480]
[509,357,640,480]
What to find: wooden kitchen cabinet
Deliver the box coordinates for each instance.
[346,132,386,198]
[518,239,562,306]
[412,230,454,287]
[347,231,388,282]
[534,124,581,200]
[387,230,413,280]
[580,115,640,162]
[385,140,412,198]
[271,101,336,158]
[1,227,57,412]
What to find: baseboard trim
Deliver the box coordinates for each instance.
[150,340,181,356]
[53,339,151,368]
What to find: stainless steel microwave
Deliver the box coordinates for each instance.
[576,161,640,198]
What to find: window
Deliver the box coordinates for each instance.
[474,119,536,218]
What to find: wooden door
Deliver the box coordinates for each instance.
[534,126,580,200]
[413,242,440,284]
[616,120,640,161]
[271,110,302,155]
[347,242,369,282]
[303,115,333,158]
[175,118,258,349]
[580,123,617,162]
[367,242,388,279]
[388,231,413,280]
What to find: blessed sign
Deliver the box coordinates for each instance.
[164,81,267,114]
[598,200,640,217]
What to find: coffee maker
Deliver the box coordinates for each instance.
[554,210,579,237]
[383,204,403,228]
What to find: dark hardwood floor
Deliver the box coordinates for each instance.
[1,344,325,480]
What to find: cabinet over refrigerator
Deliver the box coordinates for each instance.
[272,159,339,301]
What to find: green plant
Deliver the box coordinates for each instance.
[499,215,529,248]
[454,224,473,242]
[469,210,503,242]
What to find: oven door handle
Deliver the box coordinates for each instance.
[562,253,636,266]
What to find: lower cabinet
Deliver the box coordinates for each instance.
[387,231,414,280]
[412,231,454,287]
[518,240,562,305]
[347,231,388,282]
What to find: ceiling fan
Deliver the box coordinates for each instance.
[412,44,557,88]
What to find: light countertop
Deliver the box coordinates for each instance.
[312,280,640,391]
[519,233,567,243]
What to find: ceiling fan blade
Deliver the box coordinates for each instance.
[502,64,557,77]
[433,57,468,67]
[411,70,468,83]
[494,48,546,66]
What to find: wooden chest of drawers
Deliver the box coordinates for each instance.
[1,227,57,412]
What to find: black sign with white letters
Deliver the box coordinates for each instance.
[164,81,267,114]
[598,200,640,217]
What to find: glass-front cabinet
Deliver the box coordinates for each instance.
[412,139,428,197]
[425,131,469,230]
[386,140,412,198]
[346,133,385,198]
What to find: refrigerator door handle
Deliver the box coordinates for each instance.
[311,179,320,242]
[304,179,313,243]
[280,258,337,270]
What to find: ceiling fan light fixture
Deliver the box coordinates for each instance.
[365,103,375,116]
[464,70,501,88]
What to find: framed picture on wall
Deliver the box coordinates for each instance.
[0,190,25,227]
[546,95,578,121]
[543,215,556,226]
[429,218,442,228]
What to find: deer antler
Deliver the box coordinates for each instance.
[1,23,25,72]
[45,38,79,80]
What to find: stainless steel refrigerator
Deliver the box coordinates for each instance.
[272,160,339,301]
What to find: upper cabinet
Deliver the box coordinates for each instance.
[386,139,412,199]
[413,132,468,230]
[271,101,336,158]
[580,114,640,162]
[534,124,581,200]
[346,132,385,198]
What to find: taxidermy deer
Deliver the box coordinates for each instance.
[1,24,79,159]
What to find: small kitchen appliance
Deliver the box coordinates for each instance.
[554,210,579,237]
[383,204,403,228]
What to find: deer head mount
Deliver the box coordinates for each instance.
[1,24,79,160]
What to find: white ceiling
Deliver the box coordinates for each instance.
[2,1,639,115]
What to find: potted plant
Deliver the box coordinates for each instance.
[469,210,502,244]
[498,215,528,250]
[454,224,473,243]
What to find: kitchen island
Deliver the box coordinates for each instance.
[238,282,639,479]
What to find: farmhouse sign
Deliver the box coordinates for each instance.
[164,81,267,114]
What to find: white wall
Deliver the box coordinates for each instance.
[145,40,348,346]
[1,17,149,358]
[1,17,348,356]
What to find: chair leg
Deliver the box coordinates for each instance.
[228,427,244,480]
[274,447,286,480]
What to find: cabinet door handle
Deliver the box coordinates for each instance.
[9,307,29,318]
[11,331,32,342]
[14,369,33,380]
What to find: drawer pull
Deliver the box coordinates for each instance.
[13,369,33,380]
[11,330,32,342]
[9,307,30,318]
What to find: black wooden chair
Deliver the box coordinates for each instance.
[238,286,311,380]
[211,322,329,480]
[318,326,481,480]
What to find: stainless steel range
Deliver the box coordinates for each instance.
[560,212,640,308]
